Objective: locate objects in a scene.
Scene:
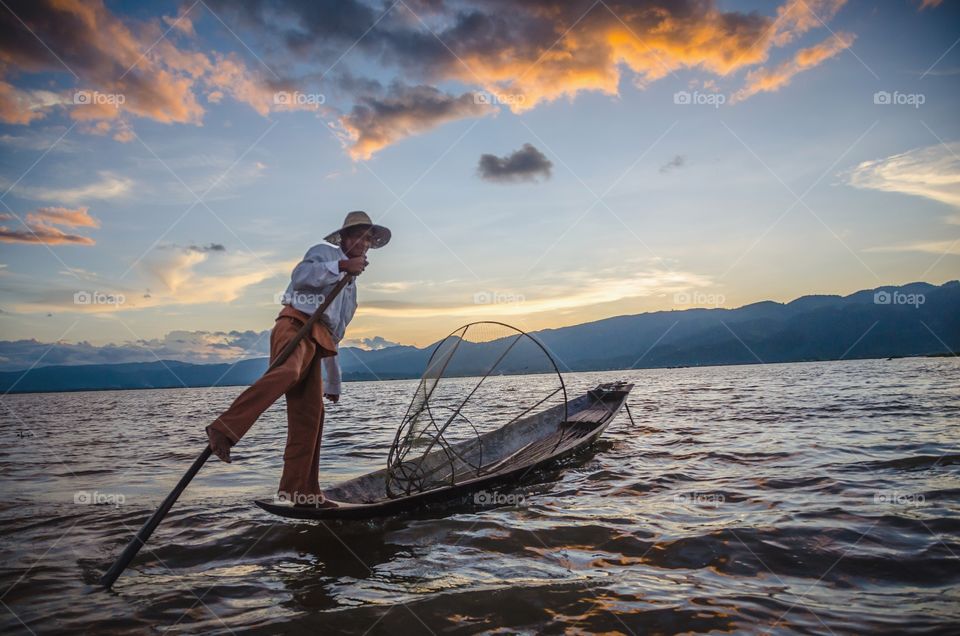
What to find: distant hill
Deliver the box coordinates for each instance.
[1,281,957,394]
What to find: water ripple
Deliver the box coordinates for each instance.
[0,358,958,633]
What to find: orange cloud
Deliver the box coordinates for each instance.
[0,0,860,157]
[325,0,854,155]
[442,6,774,114]
[338,85,494,160]
[381,0,852,115]
[0,0,314,133]
[25,205,100,228]
[0,81,62,125]
[771,0,847,46]
[0,206,98,245]
[731,31,855,102]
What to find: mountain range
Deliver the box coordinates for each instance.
[1,281,956,394]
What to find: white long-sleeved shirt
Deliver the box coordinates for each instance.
[280,242,357,395]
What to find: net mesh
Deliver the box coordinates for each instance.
[385,322,567,497]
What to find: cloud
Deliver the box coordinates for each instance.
[337,84,494,160]
[213,0,810,111]
[341,335,401,350]
[732,31,855,102]
[137,244,280,305]
[478,143,553,183]
[365,280,418,293]
[0,329,272,371]
[25,206,99,228]
[3,259,716,336]
[845,142,960,223]
[0,0,317,133]
[2,172,133,204]
[659,154,686,174]
[864,240,960,255]
[163,7,197,36]
[186,243,226,253]
[2,0,855,156]
[204,0,852,153]
[915,67,960,77]
[356,264,716,318]
[770,0,848,47]
[1,247,295,314]
[0,328,405,370]
[0,81,60,124]
[131,248,300,310]
[0,127,80,151]
[0,206,98,245]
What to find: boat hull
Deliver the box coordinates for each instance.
[255,382,633,520]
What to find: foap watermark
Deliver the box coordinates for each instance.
[673,291,726,307]
[73,90,126,107]
[274,491,328,506]
[674,492,725,507]
[673,90,726,108]
[74,290,125,306]
[873,91,925,109]
[873,290,924,308]
[473,291,525,305]
[874,491,925,506]
[274,91,325,107]
[474,490,526,506]
[275,290,326,305]
[74,490,125,507]
[473,90,526,107]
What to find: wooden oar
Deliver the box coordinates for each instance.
[100,274,354,589]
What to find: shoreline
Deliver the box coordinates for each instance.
[1,352,955,396]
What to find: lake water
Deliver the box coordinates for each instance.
[1,358,958,634]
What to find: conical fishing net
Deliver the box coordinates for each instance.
[385,322,567,497]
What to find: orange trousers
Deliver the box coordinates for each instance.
[209,306,337,498]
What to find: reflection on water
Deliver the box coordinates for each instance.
[1,358,958,633]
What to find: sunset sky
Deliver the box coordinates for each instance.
[0,0,958,369]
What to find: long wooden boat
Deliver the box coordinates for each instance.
[255,381,633,520]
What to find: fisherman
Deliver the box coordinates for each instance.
[205,211,391,508]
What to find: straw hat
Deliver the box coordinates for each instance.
[324,210,391,249]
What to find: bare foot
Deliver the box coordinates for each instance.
[206,426,233,463]
[314,497,339,509]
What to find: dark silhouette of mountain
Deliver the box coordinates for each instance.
[1,281,956,393]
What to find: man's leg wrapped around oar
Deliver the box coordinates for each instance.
[100,211,390,587]
[206,305,336,503]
